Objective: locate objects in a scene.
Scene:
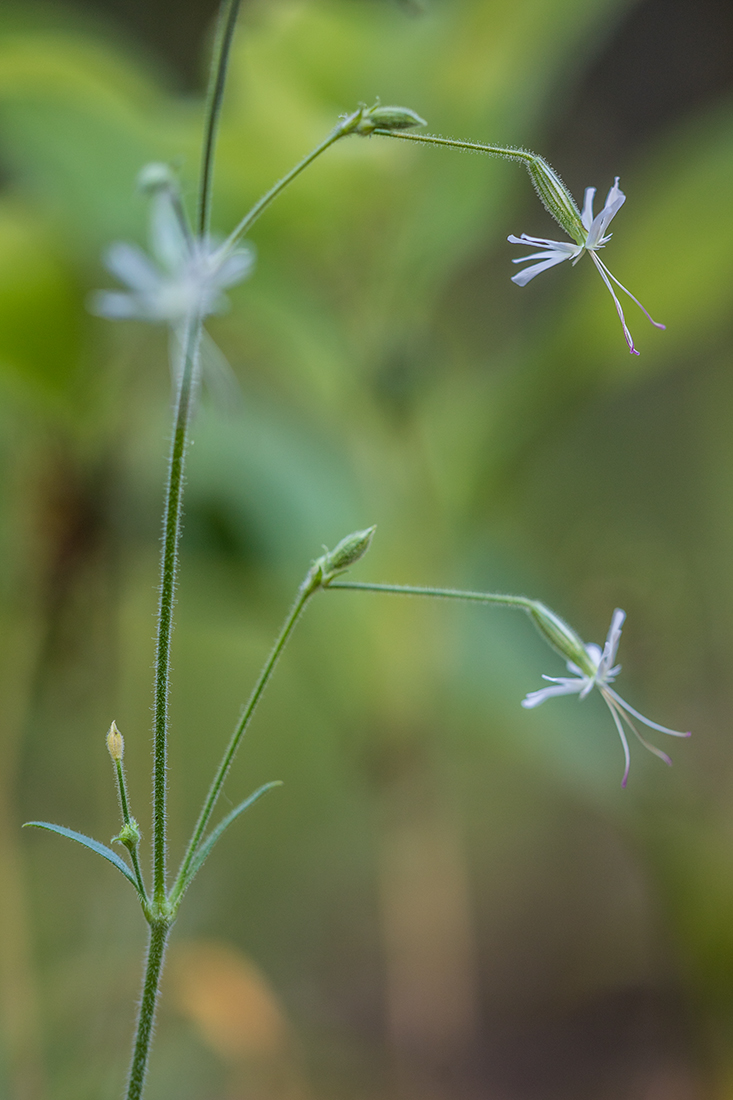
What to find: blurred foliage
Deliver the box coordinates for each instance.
[0,0,732,1098]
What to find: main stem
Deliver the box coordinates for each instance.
[152,317,201,905]
[125,921,172,1100]
[172,573,319,903]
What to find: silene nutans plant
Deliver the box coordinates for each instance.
[21,1,689,1096]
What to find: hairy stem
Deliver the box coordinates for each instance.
[152,317,202,905]
[198,0,242,237]
[326,579,534,610]
[220,112,360,254]
[171,571,320,906]
[372,128,585,243]
[114,757,148,902]
[125,920,172,1100]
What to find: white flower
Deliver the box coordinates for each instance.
[508,178,665,355]
[522,608,690,786]
[90,187,254,327]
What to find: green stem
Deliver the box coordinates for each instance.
[114,758,147,902]
[372,128,585,244]
[152,315,202,905]
[325,579,534,610]
[171,570,320,906]
[219,111,360,254]
[198,0,242,238]
[326,580,594,675]
[125,920,172,1100]
[373,128,532,162]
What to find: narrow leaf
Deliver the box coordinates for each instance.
[23,821,139,890]
[182,782,281,895]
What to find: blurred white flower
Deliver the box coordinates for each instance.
[90,186,254,327]
[522,608,690,786]
[509,177,665,355]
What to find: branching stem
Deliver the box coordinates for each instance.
[220,111,361,254]
[171,569,321,906]
[198,0,242,237]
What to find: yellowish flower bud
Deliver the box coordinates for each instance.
[106,721,124,762]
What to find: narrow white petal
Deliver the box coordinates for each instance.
[216,246,255,288]
[88,290,145,319]
[586,177,626,248]
[581,187,596,231]
[511,251,576,286]
[151,191,190,272]
[522,681,584,708]
[105,243,161,292]
[599,608,626,675]
[508,233,579,252]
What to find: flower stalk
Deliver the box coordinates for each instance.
[373,129,665,354]
[327,581,689,785]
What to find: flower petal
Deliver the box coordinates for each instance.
[104,243,161,292]
[599,608,625,676]
[586,177,626,248]
[581,187,596,232]
[510,250,576,286]
[216,246,256,288]
[522,680,584,707]
[151,191,190,272]
[508,233,579,252]
[88,290,145,319]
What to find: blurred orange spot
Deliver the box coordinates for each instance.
[169,939,288,1061]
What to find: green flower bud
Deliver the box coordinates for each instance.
[304,526,376,592]
[525,156,585,245]
[113,818,141,851]
[529,602,594,676]
[324,526,376,575]
[137,162,177,195]
[356,105,427,136]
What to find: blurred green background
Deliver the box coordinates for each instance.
[1,0,732,1097]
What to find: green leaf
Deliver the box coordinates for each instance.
[23,821,139,890]
[181,782,282,896]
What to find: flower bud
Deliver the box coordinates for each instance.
[355,105,427,135]
[529,602,594,675]
[106,721,124,762]
[304,526,376,593]
[526,156,585,245]
[324,526,376,574]
[137,162,177,195]
[114,818,141,851]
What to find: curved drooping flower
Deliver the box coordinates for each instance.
[90,174,254,328]
[522,608,690,787]
[508,178,665,356]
